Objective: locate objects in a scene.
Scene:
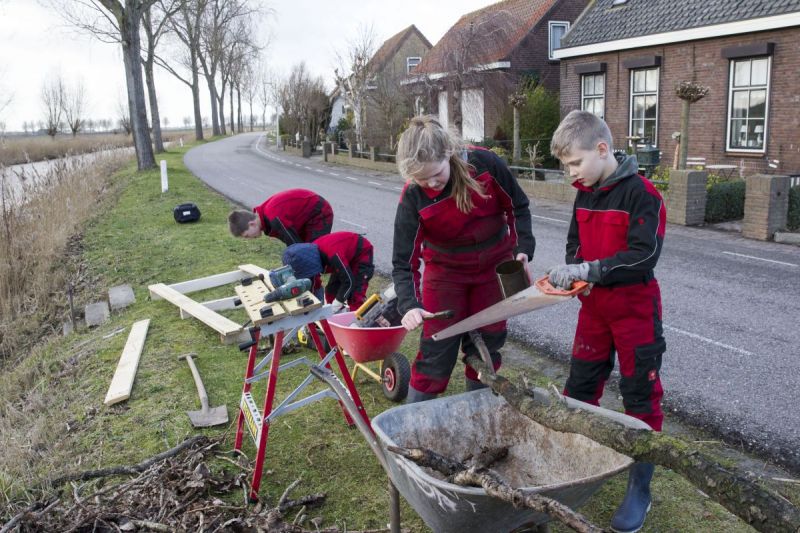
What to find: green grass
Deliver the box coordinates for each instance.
[1,137,796,531]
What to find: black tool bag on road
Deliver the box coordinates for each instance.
[173,203,201,223]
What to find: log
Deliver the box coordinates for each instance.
[387,445,603,533]
[464,354,800,532]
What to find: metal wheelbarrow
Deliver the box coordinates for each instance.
[311,365,650,533]
[321,311,412,402]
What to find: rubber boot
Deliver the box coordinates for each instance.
[405,386,437,404]
[610,462,655,533]
[465,377,488,392]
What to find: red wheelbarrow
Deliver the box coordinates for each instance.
[319,311,412,402]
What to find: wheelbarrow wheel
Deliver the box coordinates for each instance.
[381,352,410,402]
[297,325,331,353]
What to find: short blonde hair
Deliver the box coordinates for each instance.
[396,115,485,213]
[550,110,614,159]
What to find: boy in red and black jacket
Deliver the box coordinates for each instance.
[282,231,374,311]
[547,110,666,533]
[228,188,333,246]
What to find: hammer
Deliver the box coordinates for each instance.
[178,353,228,427]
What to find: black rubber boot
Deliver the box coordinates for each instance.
[610,462,655,533]
[465,377,488,391]
[405,386,438,404]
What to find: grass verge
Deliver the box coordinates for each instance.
[1,138,796,531]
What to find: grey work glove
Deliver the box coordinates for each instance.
[547,261,601,289]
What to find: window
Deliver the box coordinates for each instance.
[629,67,659,145]
[406,56,421,74]
[581,73,605,119]
[727,57,770,152]
[548,21,570,60]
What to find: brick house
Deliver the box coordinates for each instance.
[554,0,800,176]
[405,0,589,142]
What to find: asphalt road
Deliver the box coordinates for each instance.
[185,132,800,472]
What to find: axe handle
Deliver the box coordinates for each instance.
[183,355,209,411]
[468,330,496,376]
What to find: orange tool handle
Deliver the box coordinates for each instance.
[535,275,589,297]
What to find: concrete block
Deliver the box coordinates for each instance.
[774,231,800,245]
[85,301,110,327]
[109,284,136,311]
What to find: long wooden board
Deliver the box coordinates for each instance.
[149,270,248,300]
[148,283,242,338]
[104,319,150,406]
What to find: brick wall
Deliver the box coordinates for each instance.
[559,27,800,175]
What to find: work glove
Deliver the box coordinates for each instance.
[330,299,346,313]
[546,261,600,289]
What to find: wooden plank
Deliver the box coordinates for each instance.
[148,283,242,336]
[235,281,288,326]
[104,319,150,406]
[179,296,240,319]
[150,270,249,300]
[238,264,322,316]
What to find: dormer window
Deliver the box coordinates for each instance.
[548,21,570,60]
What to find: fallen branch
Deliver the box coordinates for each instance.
[388,445,603,533]
[465,354,800,532]
[48,435,209,487]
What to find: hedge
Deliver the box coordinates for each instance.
[705,180,745,223]
[788,185,800,231]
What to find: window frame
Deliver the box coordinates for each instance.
[406,56,421,74]
[725,56,771,154]
[548,21,570,60]
[581,73,605,119]
[628,67,660,146]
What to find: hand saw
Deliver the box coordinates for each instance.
[431,276,588,341]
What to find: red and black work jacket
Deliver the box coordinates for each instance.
[253,189,329,246]
[314,231,374,303]
[566,154,666,287]
[392,147,535,315]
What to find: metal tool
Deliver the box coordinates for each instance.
[431,276,589,341]
[178,353,228,427]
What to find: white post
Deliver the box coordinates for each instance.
[179,137,184,148]
[160,160,168,193]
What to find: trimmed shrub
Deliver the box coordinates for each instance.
[787,185,800,231]
[705,179,745,223]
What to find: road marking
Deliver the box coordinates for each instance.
[304,166,312,170]
[295,163,302,167]
[664,325,754,356]
[533,214,569,224]
[328,172,340,176]
[340,218,367,229]
[722,251,798,267]
[344,176,358,181]
[368,181,384,187]
[393,186,403,191]
[314,169,325,173]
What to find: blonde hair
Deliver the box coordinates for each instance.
[550,110,614,160]
[228,209,257,236]
[396,115,486,213]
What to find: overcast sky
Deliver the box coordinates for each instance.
[0,0,498,133]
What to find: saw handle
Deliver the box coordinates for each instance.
[535,275,589,297]
[424,309,455,320]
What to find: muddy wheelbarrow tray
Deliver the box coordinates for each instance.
[371,389,651,532]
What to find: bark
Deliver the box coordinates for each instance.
[388,445,602,533]
[464,354,800,533]
[143,58,164,153]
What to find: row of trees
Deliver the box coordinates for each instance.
[54,0,272,170]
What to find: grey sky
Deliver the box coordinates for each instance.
[0,0,497,132]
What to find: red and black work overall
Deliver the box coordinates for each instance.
[315,231,374,309]
[564,154,666,431]
[253,188,333,245]
[392,148,535,395]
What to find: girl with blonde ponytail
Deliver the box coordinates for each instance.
[392,115,535,403]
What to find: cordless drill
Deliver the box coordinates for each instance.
[263,265,312,303]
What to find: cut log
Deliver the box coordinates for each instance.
[464,354,800,533]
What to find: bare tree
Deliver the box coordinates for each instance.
[369,72,411,151]
[279,63,330,146]
[116,95,132,134]
[335,24,376,151]
[41,73,65,138]
[161,0,207,141]
[53,0,156,168]
[142,0,180,152]
[63,77,88,136]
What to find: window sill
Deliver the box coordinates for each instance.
[724,150,765,158]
